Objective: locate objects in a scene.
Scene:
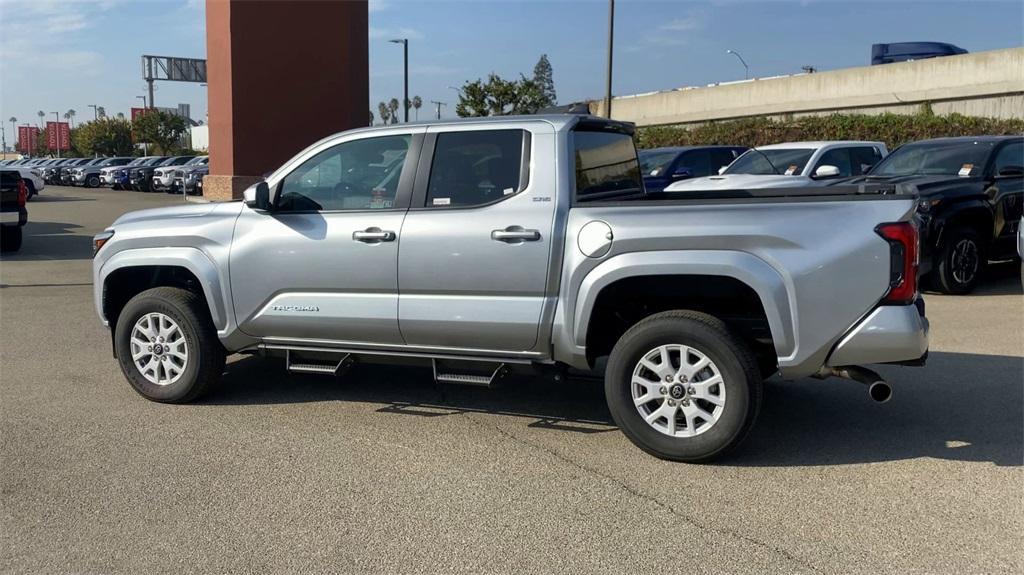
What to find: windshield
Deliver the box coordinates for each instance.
[869,140,996,177]
[638,150,680,176]
[185,156,208,165]
[724,148,814,175]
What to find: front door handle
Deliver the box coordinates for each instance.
[353,227,396,242]
[491,227,541,242]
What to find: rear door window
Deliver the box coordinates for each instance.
[425,129,527,208]
[573,131,643,201]
[849,146,884,175]
[676,150,711,177]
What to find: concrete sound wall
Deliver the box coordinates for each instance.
[592,47,1024,126]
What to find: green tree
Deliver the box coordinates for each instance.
[132,109,188,154]
[412,95,423,120]
[455,73,550,117]
[72,118,134,156]
[532,54,556,107]
[388,98,400,123]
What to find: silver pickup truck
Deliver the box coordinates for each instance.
[93,115,928,462]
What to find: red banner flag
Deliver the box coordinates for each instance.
[45,122,71,150]
[17,126,39,154]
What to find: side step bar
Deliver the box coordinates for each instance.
[433,358,508,388]
[286,350,354,376]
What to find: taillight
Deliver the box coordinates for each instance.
[17,180,27,207]
[875,221,918,304]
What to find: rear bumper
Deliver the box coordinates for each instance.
[826,301,929,367]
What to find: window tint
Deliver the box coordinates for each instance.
[277,135,410,212]
[724,149,814,175]
[574,131,643,201]
[849,146,883,175]
[425,130,525,208]
[677,150,710,177]
[816,148,853,177]
[710,149,741,173]
[993,141,1023,175]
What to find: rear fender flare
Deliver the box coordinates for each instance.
[572,250,795,360]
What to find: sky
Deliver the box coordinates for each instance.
[0,0,1021,141]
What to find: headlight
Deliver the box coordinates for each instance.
[93,230,114,256]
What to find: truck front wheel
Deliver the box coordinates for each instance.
[934,225,984,294]
[114,287,225,403]
[605,310,762,463]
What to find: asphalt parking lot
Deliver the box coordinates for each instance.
[1,185,1021,574]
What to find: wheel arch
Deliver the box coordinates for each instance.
[570,250,794,371]
[936,202,992,248]
[96,247,229,334]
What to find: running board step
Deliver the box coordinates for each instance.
[433,358,508,388]
[286,350,354,376]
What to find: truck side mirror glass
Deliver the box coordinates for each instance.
[243,181,272,210]
[671,167,693,180]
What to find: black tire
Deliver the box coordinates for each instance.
[25,181,36,200]
[114,287,225,403]
[934,226,984,294]
[1,226,23,252]
[112,184,121,190]
[86,175,100,188]
[605,310,762,463]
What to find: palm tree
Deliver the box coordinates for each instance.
[412,96,422,121]
[65,109,76,129]
[116,112,125,120]
[37,110,44,128]
[8,117,15,151]
[368,110,374,126]
[388,98,399,124]
[97,106,106,119]
[377,102,390,125]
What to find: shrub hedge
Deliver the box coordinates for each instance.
[635,107,1024,150]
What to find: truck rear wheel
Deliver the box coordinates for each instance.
[114,287,225,403]
[605,310,762,463]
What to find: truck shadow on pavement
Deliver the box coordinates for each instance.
[1,221,94,261]
[208,350,1022,466]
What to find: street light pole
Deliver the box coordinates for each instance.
[605,0,615,118]
[88,104,98,120]
[390,39,409,122]
[52,112,60,158]
[726,49,750,79]
[136,96,148,154]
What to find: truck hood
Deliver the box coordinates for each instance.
[664,174,811,192]
[111,202,229,227]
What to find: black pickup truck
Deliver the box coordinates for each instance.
[843,136,1023,293]
[1,170,28,252]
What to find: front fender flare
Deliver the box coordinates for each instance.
[95,247,229,331]
[571,250,795,361]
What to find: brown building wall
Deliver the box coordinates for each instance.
[205,0,369,199]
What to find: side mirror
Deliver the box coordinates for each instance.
[814,165,841,179]
[243,181,272,210]
[671,168,694,180]
[997,165,1024,177]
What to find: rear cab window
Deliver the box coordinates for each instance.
[572,124,643,202]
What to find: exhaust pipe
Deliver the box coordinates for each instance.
[816,366,892,403]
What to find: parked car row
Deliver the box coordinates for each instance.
[0,155,209,195]
[641,135,1023,294]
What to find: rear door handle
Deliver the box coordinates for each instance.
[353,228,396,242]
[491,227,541,242]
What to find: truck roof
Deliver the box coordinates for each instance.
[346,114,633,136]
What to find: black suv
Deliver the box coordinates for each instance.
[846,136,1023,293]
[1,170,28,252]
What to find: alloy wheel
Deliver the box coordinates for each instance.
[631,344,726,438]
[130,312,189,386]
